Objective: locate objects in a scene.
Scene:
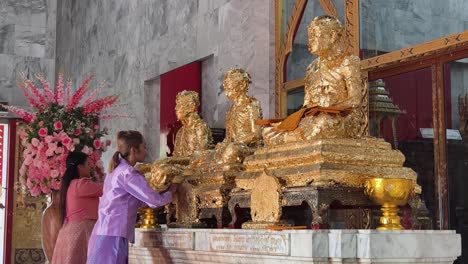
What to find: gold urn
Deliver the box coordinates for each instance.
[138,207,160,229]
[364,178,415,230]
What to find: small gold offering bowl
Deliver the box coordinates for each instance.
[364,178,415,230]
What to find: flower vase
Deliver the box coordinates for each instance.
[41,190,62,261]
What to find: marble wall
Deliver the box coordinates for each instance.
[0,0,56,108]
[360,0,468,54]
[0,1,55,261]
[55,0,275,162]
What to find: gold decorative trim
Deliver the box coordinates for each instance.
[362,30,468,70]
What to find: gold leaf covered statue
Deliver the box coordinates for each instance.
[215,68,263,163]
[184,68,263,227]
[138,90,213,185]
[173,90,213,157]
[262,15,367,145]
[137,90,213,227]
[234,16,418,230]
[193,68,263,166]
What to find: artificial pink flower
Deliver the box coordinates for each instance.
[62,137,73,149]
[30,186,41,197]
[3,73,119,197]
[40,183,51,194]
[31,138,40,147]
[54,121,63,130]
[93,139,102,149]
[73,129,81,136]
[55,146,64,154]
[50,170,60,178]
[44,135,54,143]
[55,73,65,105]
[38,127,48,137]
[82,146,92,155]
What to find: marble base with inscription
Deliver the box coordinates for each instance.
[129,228,461,264]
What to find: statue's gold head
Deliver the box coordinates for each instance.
[308,15,343,55]
[175,90,200,121]
[223,68,252,100]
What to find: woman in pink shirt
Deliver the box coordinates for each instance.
[52,151,103,264]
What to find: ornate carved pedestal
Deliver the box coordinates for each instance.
[232,138,418,229]
[230,186,374,229]
[185,163,242,228]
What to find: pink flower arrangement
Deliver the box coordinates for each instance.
[2,72,119,196]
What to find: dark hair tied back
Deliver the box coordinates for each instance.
[60,151,88,224]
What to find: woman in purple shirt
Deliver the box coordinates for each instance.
[87,130,177,263]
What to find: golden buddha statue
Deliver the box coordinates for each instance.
[234,16,417,230]
[262,15,367,145]
[191,68,263,166]
[173,90,213,157]
[185,68,263,227]
[137,90,213,227]
[213,68,263,164]
[221,68,263,147]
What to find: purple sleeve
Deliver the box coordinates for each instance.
[123,169,173,208]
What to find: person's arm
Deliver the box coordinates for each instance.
[76,178,103,198]
[123,168,173,208]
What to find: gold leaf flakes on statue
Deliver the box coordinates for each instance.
[173,90,213,157]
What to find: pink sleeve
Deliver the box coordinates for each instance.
[123,168,173,208]
[75,178,103,198]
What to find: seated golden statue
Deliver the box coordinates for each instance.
[262,15,367,145]
[137,90,213,226]
[173,90,213,157]
[214,68,263,164]
[191,68,263,166]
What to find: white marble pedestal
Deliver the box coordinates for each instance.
[129,228,461,264]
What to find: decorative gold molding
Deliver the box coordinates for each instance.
[362,30,468,71]
[345,0,359,56]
